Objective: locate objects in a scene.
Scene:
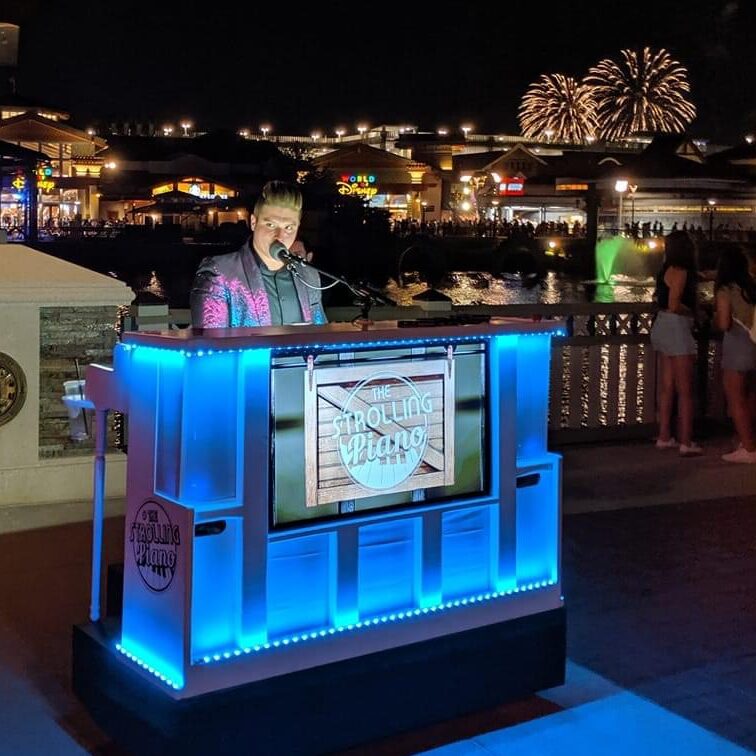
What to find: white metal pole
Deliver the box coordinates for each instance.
[90,408,108,622]
[618,193,623,235]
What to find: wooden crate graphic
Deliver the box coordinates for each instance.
[304,360,455,507]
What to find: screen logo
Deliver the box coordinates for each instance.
[304,359,455,507]
[129,500,180,592]
[333,372,431,490]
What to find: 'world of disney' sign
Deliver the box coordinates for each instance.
[337,173,378,199]
[304,360,455,508]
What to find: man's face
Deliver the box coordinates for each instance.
[251,204,300,267]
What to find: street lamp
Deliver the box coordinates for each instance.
[357,124,368,139]
[615,179,629,234]
[311,131,321,142]
[746,134,754,145]
[437,127,448,136]
[628,183,638,227]
[162,125,174,136]
[707,198,717,240]
[335,128,345,140]
[461,124,473,138]
[260,125,271,139]
[180,121,192,137]
[238,128,250,138]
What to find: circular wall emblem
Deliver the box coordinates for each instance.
[0,352,27,427]
[129,500,181,592]
[334,372,431,491]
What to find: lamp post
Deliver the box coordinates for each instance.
[614,179,629,235]
[707,199,716,241]
[628,183,638,228]
[180,121,192,137]
[461,124,472,139]
[260,125,271,139]
[357,124,367,140]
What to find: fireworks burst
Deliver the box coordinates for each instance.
[519,74,597,144]
[585,47,696,141]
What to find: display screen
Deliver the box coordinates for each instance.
[271,343,488,528]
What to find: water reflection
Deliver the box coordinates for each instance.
[129,267,710,310]
[385,271,656,307]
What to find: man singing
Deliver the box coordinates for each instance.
[190,180,327,328]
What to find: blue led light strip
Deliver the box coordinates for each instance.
[194,579,558,667]
[120,330,566,358]
[115,643,183,690]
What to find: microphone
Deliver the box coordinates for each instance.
[269,241,305,265]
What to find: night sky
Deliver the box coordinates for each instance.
[4,1,756,143]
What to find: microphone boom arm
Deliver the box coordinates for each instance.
[270,243,390,322]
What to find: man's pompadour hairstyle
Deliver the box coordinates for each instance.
[254,180,303,217]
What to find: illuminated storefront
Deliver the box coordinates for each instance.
[313,144,439,220]
[151,177,237,200]
[0,110,106,231]
[123,179,247,229]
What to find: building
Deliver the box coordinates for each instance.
[311,143,438,221]
[448,135,756,237]
[0,95,107,232]
[92,131,300,230]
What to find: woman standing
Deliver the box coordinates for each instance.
[714,245,756,463]
[650,231,702,456]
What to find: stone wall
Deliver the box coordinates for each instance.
[39,306,119,458]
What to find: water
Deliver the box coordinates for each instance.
[126,263,727,309]
[385,271,656,307]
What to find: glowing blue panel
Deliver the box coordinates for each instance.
[267,534,331,637]
[180,352,239,503]
[155,356,185,499]
[441,506,493,599]
[516,463,559,584]
[515,334,551,461]
[191,518,242,656]
[358,519,419,617]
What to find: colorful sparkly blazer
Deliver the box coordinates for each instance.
[190,240,328,328]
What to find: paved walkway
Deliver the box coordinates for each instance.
[0,436,754,755]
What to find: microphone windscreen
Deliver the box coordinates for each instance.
[269,241,288,261]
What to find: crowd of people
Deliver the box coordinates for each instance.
[390,218,586,239]
[621,220,756,243]
[650,231,756,463]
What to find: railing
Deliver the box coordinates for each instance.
[121,302,729,444]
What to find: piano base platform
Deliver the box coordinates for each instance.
[73,609,565,756]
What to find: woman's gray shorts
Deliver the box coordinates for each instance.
[722,323,756,372]
[650,310,696,357]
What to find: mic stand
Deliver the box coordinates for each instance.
[283,255,390,329]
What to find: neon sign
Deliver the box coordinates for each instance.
[337,173,378,199]
[499,178,525,196]
[11,175,25,191]
[36,165,55,193]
